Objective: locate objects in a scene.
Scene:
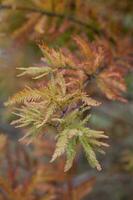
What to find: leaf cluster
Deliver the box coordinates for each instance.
[5,37,112,171]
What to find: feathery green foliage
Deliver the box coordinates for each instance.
[5,38,110,171]
[51,108,109,171]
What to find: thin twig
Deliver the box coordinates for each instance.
[0,4,101,34]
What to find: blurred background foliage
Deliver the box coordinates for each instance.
[0,0,133,199]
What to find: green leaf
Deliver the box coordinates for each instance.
[51,129,69,162]
[79,136,102,171]
[65,139,77,172]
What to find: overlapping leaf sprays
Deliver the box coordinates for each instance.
[6,36,128,171]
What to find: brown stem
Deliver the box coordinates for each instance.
[0,4,101,34]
